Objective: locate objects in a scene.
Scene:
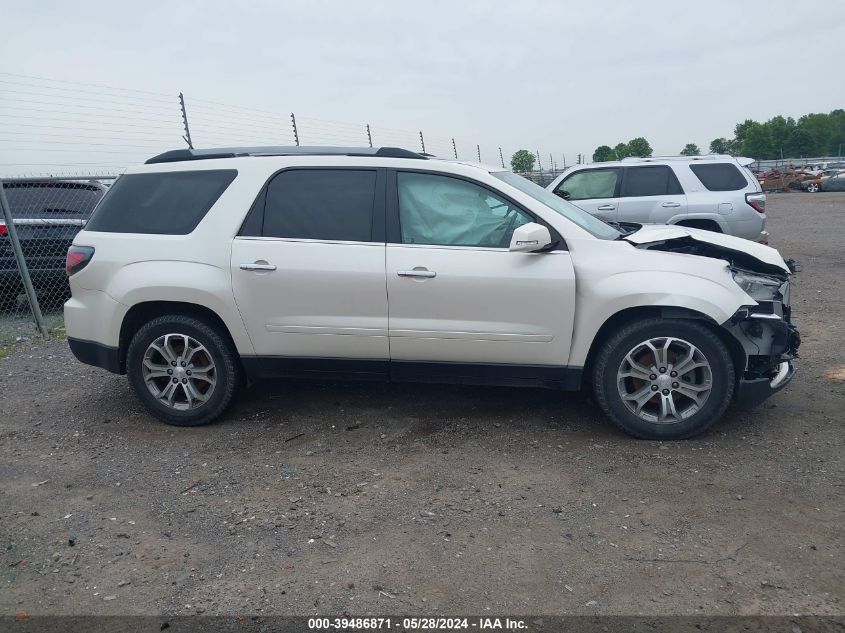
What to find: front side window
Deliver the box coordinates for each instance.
[263,169,377,241]
[621,166,683,197]
[397,172,532,248]
[556,169,619,200]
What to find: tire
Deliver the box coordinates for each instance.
[806,183,819,193]
[126,314,240,426]
[592,317,735,440]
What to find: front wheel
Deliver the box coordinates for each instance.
[592,318,735,440]
[806,182,820,193]
[126,314,240,426]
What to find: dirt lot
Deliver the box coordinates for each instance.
[1,193,843,617]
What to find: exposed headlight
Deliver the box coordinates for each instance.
[731,269,783,301]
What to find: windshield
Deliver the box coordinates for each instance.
[491,171,621,240]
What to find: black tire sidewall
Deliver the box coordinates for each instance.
[127,315,237,426]
[594,319,734,440]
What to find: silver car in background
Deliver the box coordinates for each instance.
[546,155,769,243]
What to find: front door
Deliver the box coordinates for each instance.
[386,170,576,371]
[551,167,620,222]
[231,168,388,360]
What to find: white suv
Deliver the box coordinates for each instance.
[547,155,769,243]
[64,147,800,440]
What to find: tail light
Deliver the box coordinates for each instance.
[66,245,94,276]
[746,193,766,214]
[0,221,7,237]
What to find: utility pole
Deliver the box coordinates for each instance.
[291,113,299,146]
[179,92,193,149]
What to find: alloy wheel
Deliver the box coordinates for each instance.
[616,337,713,424]
[142,333,217,410]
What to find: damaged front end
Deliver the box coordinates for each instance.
[628,228,801,407]
[724,267,800,407]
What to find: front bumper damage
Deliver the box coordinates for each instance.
[724,301,801,408]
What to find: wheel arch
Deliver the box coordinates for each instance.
[118,301,242,374]
[580,305,746,390]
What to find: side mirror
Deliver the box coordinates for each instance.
[554,189,571,201]
[509,222,553,253]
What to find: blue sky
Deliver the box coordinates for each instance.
[1,0,843,173]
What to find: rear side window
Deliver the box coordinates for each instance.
[85,170,237,234]
[689,163,748,191]
[2,182,104,219]
[262,169,377,241]
[621,166,683,197]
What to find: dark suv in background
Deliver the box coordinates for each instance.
[1,180,106,306]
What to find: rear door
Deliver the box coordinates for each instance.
[616,165,686,225]
[550,168,620,222]
[231,168,389,359]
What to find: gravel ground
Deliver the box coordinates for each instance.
[1,193,843,617]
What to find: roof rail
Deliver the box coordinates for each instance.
[620,154,735,163]
[145,146,426,164]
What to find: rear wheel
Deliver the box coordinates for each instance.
[126,314,240,426]
[806,182,820,193]
[592,318,735,440]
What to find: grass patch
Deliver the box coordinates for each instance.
[0,347,7,359]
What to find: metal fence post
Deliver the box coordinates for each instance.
[499,147,505,168]
[291,113,300,146]
[419,131,426,154]
[452,138,457,159]
[0,181,48,337]
[477,145,481,162]
[366,124,373,148]
[179,92,193,149]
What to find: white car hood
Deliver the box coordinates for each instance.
[624,225,791,274]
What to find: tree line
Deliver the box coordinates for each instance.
[591,109,845,162]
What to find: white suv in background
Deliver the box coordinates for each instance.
[64,147,799,440]
[547,155,769,243]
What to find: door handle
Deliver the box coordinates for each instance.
[397,269,436,278]
[596,204,616,211]
[240,262,277,271]
[661,201,681,208]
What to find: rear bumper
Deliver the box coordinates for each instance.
[67,337,122,374]
[735,360,795,408]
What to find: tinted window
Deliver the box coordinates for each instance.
[3,182,104,219]
[263,170,376,241]
[622,166,683,197]
[689,163,748,191]
[86,170,236,234]
[398,172,532,248]
[557,169,618,200]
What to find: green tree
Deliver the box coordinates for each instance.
[734,119,756,147]
[709,138,734,154]
[767,115,796,157]
[785,127,814,157]
[613,143,630,160]
[592,145,616,162]
[626,137,653,158]
[680,143,701,156]
[741,123,774,159]
[510,149,535,172]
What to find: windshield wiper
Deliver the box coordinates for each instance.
[608,221,641,239]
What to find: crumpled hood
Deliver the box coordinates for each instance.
[624,225,791,274]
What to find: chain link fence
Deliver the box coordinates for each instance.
[0,175,117,346]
